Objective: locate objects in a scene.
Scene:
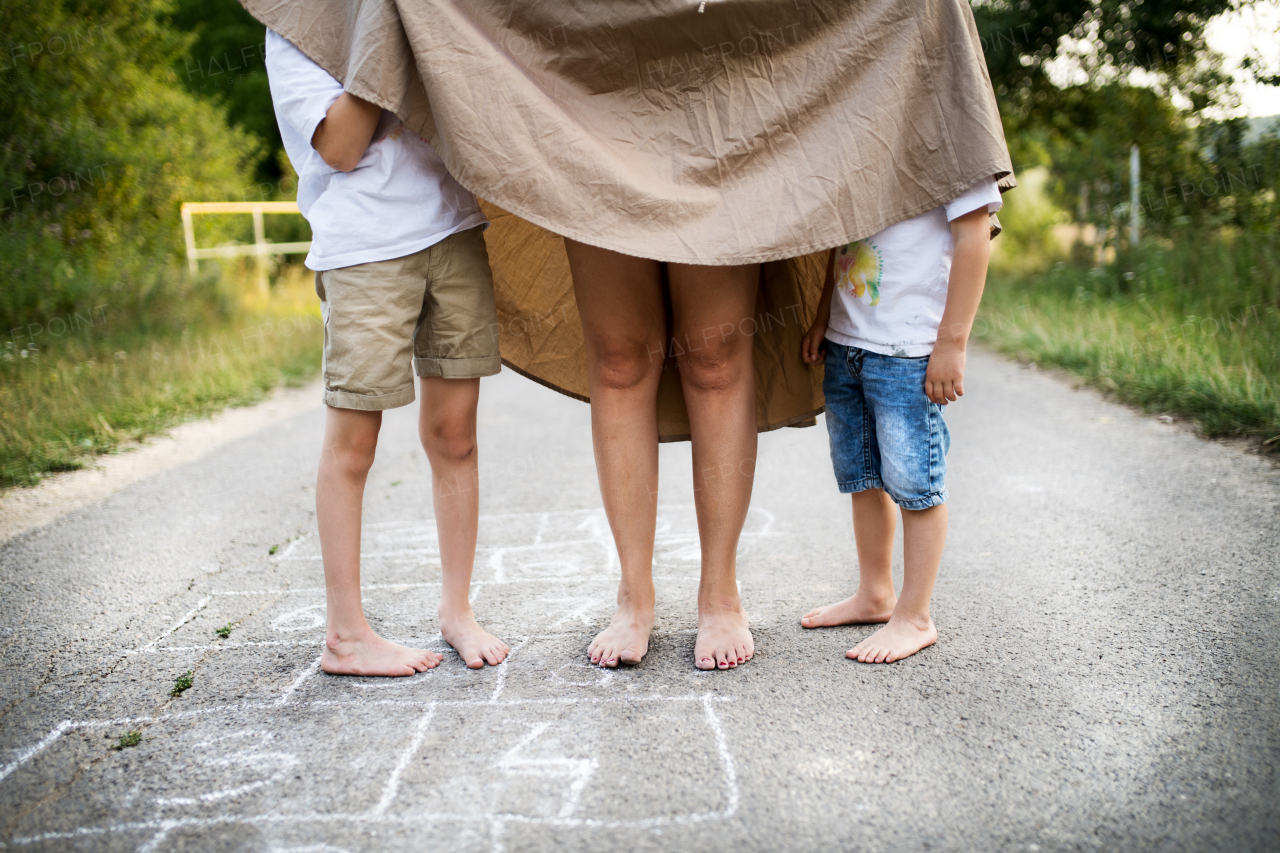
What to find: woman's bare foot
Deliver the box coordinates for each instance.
[695,605,753,670]
[800,587,896,628]
[439,609,509,669]
[321,628,442,677]
[589,603,654,668]
[847,611,937,663]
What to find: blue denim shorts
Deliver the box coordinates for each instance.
[822,341,950,509]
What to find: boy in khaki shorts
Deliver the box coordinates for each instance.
[267,29,508,675]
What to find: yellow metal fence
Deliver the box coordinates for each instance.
[180,201,310,293]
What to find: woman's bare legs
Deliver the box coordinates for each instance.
[565,240,665,668]
[668,263,759,670]
[317,406,442,676]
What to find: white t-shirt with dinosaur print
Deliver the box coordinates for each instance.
[825,179,1002,357]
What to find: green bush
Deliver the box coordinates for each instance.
[1,0,262,338]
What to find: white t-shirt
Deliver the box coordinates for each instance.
[264,29,486,271]
[825,180,1002,357]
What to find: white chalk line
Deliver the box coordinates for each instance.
[270,506,778,563]
[138,595,212,652]
[0,720,71,783]
[130,628,698,655]
[489,637,532,704]
[272,535,309,561]
[124,581,706,653]
[2,694,732,777]
[279,549,442,562]
[8,694,733,732]
[124,640,318,655]
[136,822,175,853]
[4,693,737,845]
[276,657,322,705]
[702,693,739,818]
[8,803,738,847]
[267,538,783,564]
[207,583,443,596]
[367,704,436,818]
[495,723,598,819]
[205,575,703,597]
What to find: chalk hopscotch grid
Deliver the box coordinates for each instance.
[2,665,739,848]
[124,506,781,656]
[1,507,775,850]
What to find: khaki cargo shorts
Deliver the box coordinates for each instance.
[314,226,502,411]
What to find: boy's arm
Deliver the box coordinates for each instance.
[311,92,382,172]
[925,208,992,404]
[802,248,838,364]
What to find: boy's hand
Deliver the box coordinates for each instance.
[802,314,828,364]
[312,92,382,172]
[924,343,965,404]
[925,207,991,405]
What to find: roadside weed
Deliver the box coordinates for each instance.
[171,671,193,697]
[110,731,143,750]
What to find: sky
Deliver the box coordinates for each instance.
[1206,1,1280,117]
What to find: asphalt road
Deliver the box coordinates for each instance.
[1,348,1277,853]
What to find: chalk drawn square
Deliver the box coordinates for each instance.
[138,588,446,659]
[471,579,618,639]
[286,656,499,706]
[483,540,616,583]
[1,704,431,843]
[387,698,735,826]
[272,522,443,583]
[141,591,310,652]
[479,635,640,703]
[651,505,778,573]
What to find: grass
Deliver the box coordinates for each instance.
[170,671,194,697]
[215,623,235,639]
[977,228,1280,450]
[0,264,322,488]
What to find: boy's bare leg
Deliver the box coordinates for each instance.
[801,489,898,627]
[419,376,509,669]
[669,262,759,671]
[848,503,945,663]
[566,240,664,668]
[317,406,442,676]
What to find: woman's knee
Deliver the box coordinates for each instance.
[590,340,663,392]
[676,329,751,393]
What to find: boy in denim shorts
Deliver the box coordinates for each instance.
[267,30,508,676]
[798,179,1001,663]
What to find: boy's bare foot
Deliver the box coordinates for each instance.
[847,611,937,663]
[439,610,510,669]
[588,603,654,668]
[800,587,896,628]
[695,606,753,670]
[321,629,442,677]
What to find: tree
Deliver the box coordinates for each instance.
[973,0,1242,128]
[165,0,282,184]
